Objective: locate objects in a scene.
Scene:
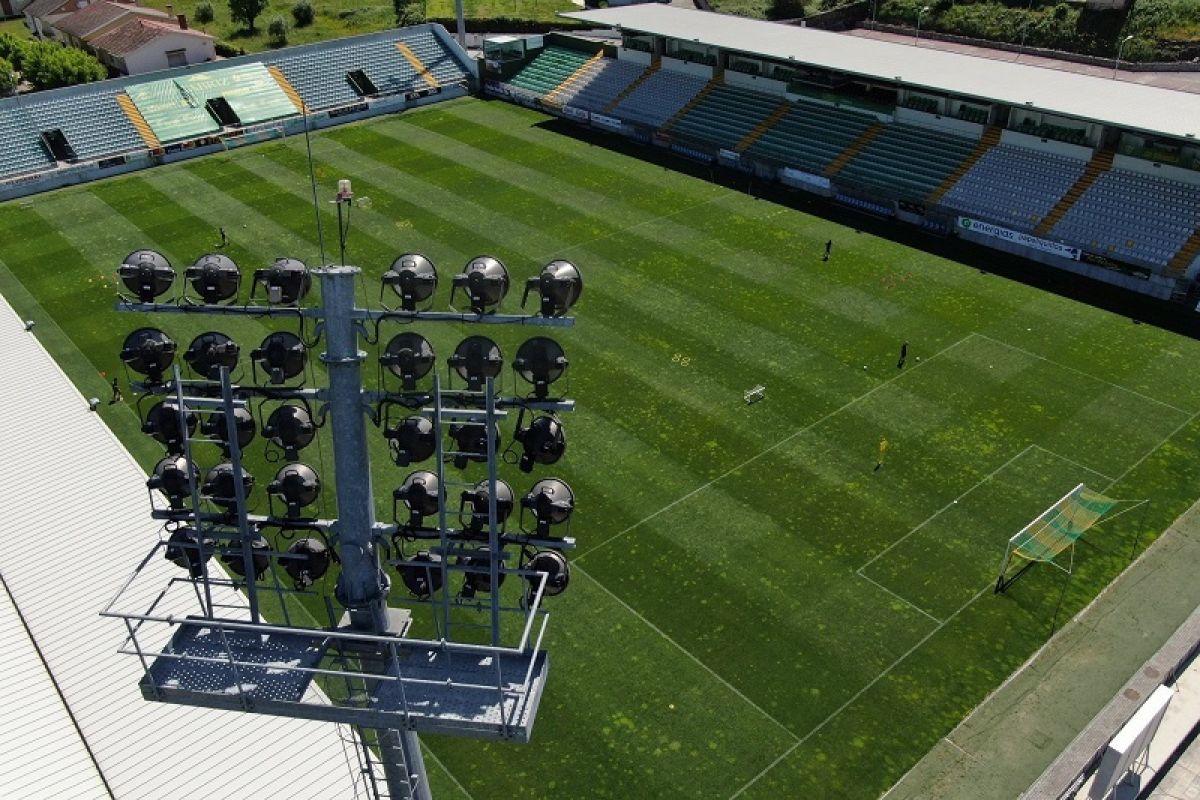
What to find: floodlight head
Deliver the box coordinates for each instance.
[460,548,505,596]
[264,403,315,458]
[165,526,213,578]
[253,257,311,305]
[184,332,240,380]
[447,422,500,469]
[400,551,442,599]
[118,249,174,303]
[381,332,435,390]
[521,477,575,535]
[461,479,514,535]
[284,537,330,589]
[200,406,256,452]
[147,454,195,509]
[524,550,570,597]
[383,253,438,311]
[201,462,255,511]
[523,259,582,317]
[384,416,436,466]
[448,335,503,391]
[120,327,177,384]
[222,534,271,579]
[142,400,197,453]
[513,337,568,398]
[185,253,241,304]
[514,414,566,473]
[450,256,509,314]
[267,462,321,518]
[252,331,307,384]
[394,470,439,526]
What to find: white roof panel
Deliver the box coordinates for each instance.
[561,6,1200,139]
[0,293,361,800]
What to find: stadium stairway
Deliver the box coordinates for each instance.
[823,122,884,176]
[116,94,161,149]
[1168,228,1200,275]
[602,57,660,114]
[267,66,306,113]
[542,50,606,108]
[395,41,439,90]
[927,125,1002,204]
[1035,148,1115,235]
[660,68,723,132]
[668,82,779,149]
[734,99,792,153]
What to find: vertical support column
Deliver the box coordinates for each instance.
[221,366,260,624]
[454,0,465,47]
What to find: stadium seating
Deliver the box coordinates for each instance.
[609,68,708,128]
[0,105,55,177]
[550,58,646,113]
[1049,169,1200,268]
[837,123,978,199]
[24,88,145,161]
[668,83,781,150]
[743,98,874,173]
[939,144,1087,230]
[503,46,596,100]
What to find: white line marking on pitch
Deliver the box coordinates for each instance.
[422,745,476,800]
[972,332,1194,417]
[576,333,977,561]
[855,570,943,625]
[574,565,800,743]
[1031,445,1115,484]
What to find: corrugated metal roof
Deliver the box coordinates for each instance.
[0,293,362,800]
[560,5,1200,140]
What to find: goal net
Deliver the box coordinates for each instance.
[994,483,1117,593]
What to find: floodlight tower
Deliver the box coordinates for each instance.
[104,194,584,800]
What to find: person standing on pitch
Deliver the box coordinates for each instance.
[823,239,833,261]
[897,341,908,369]
[218,227,228,248]
[109,377,123,405]
[874,436,889,472]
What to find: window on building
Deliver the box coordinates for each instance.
[165,49,187,68]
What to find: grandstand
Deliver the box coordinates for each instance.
[0,25,473,201]
[484,7,1200,304]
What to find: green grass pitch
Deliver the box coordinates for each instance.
[4,97,1200,798]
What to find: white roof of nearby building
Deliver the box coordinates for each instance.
[561,5,1200,140]
[0,293,361,800]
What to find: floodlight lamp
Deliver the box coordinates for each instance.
[461,479,514,535]
[200,405,256,451]
[380,332,435,390]
[252,331,307,384]
[185,253,241,304]
[336,178,353,202]
[120,327,177,384]
[284,537,330,589]
[394,470,439,526]
[118,249,174,303]
[384,416,436,466]
[521,477,575,536]
[222,534,271,579]
[147,454,195,509]
[450,256,509,314]
[267,462,321,518]
[513,337,568,398]
[448,335,503,391]
[252,257,311,305]
[382,253,438,311]
[400,551,443,599]
[264,403,315,457]
[523,260,582,317]
[201,462,255,511]
[165,526,214,578]
[514,413,566,473]
[184,332,240,380]
[524,550,570,597]
[460,548,505,596]
[143,399,197,453]
[448,422,501,469]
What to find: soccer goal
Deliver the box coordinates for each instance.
[994,483,1118,593]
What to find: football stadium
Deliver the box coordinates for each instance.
[2,5,1200,799]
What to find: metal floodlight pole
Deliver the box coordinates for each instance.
[454,0,466,48]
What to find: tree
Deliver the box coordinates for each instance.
[267,15,288,45]
[393,0,425,27]
[229,0,269,32]
[291,0,314,27]
[19,41,106,89]
[195,2,215,24]
[0,56,15,96]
